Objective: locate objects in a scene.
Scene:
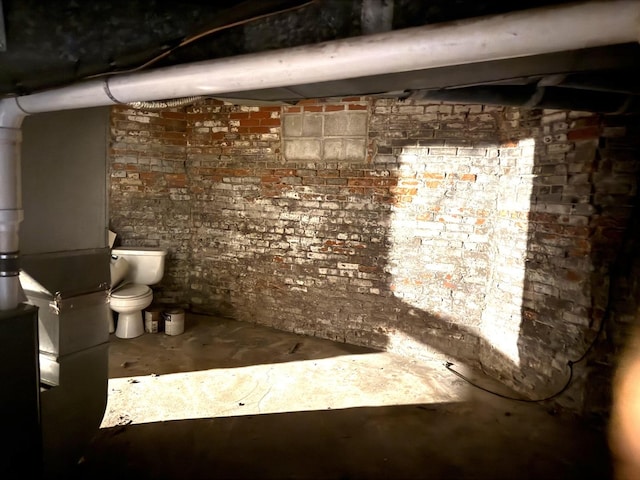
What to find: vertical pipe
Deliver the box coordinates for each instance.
[0,124,24,310]
[361,0,394,35]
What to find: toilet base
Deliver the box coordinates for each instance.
[115,310,144,339]
[108,310,115,334]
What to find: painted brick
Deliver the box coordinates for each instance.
[109,98,639,417]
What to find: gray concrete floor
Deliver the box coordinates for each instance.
[73,313,612,480]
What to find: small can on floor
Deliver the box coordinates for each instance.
[144,307,163,333]
[164,308,185,336]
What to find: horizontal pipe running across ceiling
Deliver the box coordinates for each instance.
[4,0,640,116]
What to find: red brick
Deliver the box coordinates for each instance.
[297,99,321,105]
[215,168,250,176]
[358,265,379,273]
[165,173,187,187]
[421,172,445,180]
[391,187,418,196]
[249,127,273,134]
[239,118,261,126]
[370,178,397,187]
[398,179,419,187]
[443,279,457,289]
[161,111,187,120]
[261,175,281,184]
[565,270,584,282]
[567,126,601,141]
[140,172,160,182]
[274,169,297,176]
[367,187,391,196]
[189,113,213,122]
[348,178,374,187]
[317,170,340,178]
[249,111,272,119]
[260,118,281,126]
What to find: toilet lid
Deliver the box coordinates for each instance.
[110,284,151,299]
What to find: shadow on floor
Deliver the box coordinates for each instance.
[73,400,611,480]
[108,313,377,378]
[93,313,612,480]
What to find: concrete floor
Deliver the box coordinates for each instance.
[72,313,612,480]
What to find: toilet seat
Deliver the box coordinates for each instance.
[110,284,153,339]
[110,284,151,300]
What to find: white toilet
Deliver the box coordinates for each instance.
[109,247,168,339]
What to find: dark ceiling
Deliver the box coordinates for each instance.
[1,0,639,112]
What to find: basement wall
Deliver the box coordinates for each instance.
[109,98,640,414]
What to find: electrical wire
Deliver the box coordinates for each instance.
[85,0,316,80]
[445,316,605,403]
[445,360,573,403]
[445,276,607,403]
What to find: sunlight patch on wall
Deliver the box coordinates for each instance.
[480,138,536,367]
[386,139,535,368]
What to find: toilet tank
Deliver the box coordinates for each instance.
[111,247,167,285]
[109,256,129,288]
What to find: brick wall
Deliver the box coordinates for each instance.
[109,106,192,306]
[109,97,640,414]
[582,116,640,416]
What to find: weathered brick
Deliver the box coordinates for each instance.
[110,98,639,417]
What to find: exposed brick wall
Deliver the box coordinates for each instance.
[109,106,192,306]
[583,116,640,417]
[109,97,640,414]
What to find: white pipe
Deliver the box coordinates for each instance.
[0,0,638,310]
[0,127,24,310]
[12,0,640,114]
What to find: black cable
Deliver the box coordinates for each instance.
[445,360,574,403]
[445,135,640,404]
[444,204,635,403]
[445,277,607,403]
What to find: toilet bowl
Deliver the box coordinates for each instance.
[111,284,153,338]
[109,247,167,339]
